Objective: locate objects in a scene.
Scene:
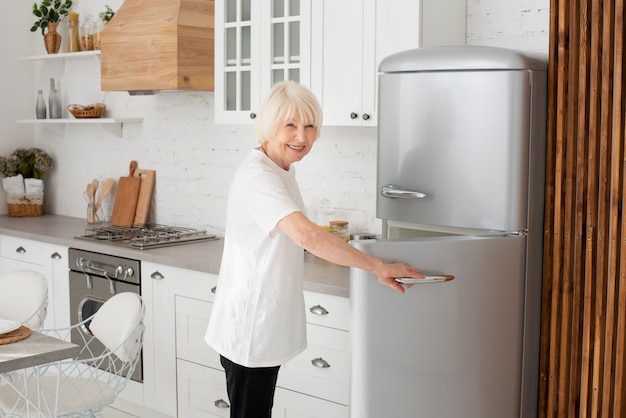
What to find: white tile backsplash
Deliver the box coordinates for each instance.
[2,0,549,236]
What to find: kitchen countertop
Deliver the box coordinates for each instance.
[0,215,350,297]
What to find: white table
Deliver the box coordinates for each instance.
[0,331,79,373]
[0,331,80,417]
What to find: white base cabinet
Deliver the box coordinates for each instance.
[0,235,69,330]
[136,262,218,417]
[175,291,351,417]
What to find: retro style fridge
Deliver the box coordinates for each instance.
[349,46,547,418]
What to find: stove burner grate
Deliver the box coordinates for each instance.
[77,224,217,249]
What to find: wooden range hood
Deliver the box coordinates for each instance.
[100,0,214,93]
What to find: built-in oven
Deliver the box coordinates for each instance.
[68,248,143,382]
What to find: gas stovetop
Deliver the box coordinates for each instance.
[75,224,218,249]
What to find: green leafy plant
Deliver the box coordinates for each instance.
[0,148,53,179]
[30,0,73,35]
[99,5,115,24]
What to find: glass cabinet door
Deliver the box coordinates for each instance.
[215,0,311,124]
[221,0,255,115]
[271,0,301,85]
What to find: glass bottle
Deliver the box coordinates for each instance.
[67,12,82,52]
[35,90,47,119]
[92,20,104,50]
[329,221,350,242]
[48,78,62,119]
[80,15,94,51]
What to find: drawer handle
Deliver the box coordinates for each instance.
[309,305,329,316]
[50,251,62,260]
[311,357,331,368]
[214,398,230,409]
[15,246,26,254]
[211,286,217,294]
[151,271,165,280]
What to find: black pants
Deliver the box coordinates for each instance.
[220,355,281,418]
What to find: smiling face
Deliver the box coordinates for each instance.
[262,114,318,170]
[254,81,323,170]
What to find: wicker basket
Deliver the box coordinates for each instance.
[7,193,43,217]
[67,103,106,119]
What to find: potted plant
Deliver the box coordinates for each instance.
[30,0,73,54]
[0,148,53,217]
[98,5,115,24]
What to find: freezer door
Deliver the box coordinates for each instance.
[350,235,532,418]
[377,70,532,231]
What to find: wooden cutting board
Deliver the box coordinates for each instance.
[133,168,156,225]
[111,161,141,227]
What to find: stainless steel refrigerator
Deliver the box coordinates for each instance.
[349,46,547,418]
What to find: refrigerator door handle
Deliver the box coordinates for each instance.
[396,275,455,284]
[381,184,427,199]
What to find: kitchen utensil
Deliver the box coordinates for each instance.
[95,178,115,211]
[133,167,156,225]
[110,161,141,227]
[86,181,97,224]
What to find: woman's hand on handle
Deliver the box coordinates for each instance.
[376,262,424,294]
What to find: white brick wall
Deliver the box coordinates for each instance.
[4,0,550,236]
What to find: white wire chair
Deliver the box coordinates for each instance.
[0,292,145,417]
[0,269,48,330]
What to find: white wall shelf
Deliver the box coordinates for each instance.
[17,50,142,137]
[17,50,101,62]
[17,117,143,137]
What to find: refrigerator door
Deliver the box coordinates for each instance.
[350,235,528,418]
[376,69,532,232]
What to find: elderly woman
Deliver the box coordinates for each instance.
[205,81,423,418]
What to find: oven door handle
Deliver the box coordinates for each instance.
[77,257,121,279]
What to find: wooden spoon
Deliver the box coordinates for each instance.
[95,178,115,211]
[91,178,99,194]
[86,182,96,223]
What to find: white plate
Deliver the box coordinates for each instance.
[0,318,21,335]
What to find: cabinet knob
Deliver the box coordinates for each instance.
[311,357,331,368]
[350,112,358,120]
[309,305,329,315]
[151,271,165,280]
[50,251,62,260]
[214,399,230,409]
[15,246,26,254]
[249,112,257,119]
[211,286,217,294]
[362,113,370,120]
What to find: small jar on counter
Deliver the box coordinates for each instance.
[329,220,349,242]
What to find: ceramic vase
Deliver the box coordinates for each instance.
[44,22,62,54]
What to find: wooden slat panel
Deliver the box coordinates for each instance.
[541,0,626,417]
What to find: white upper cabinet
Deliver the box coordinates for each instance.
[215,0,311,124]
[214,0,466,126]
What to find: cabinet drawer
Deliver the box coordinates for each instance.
[274,387,349,418]
[278,323,350,405]
[177,359,230,418]
[176,296,222,370]
[304,291,350,331]
[0,236,52,266]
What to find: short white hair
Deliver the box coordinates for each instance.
[254,81,323,144]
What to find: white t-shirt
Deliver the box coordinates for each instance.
[205,149,307,367]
